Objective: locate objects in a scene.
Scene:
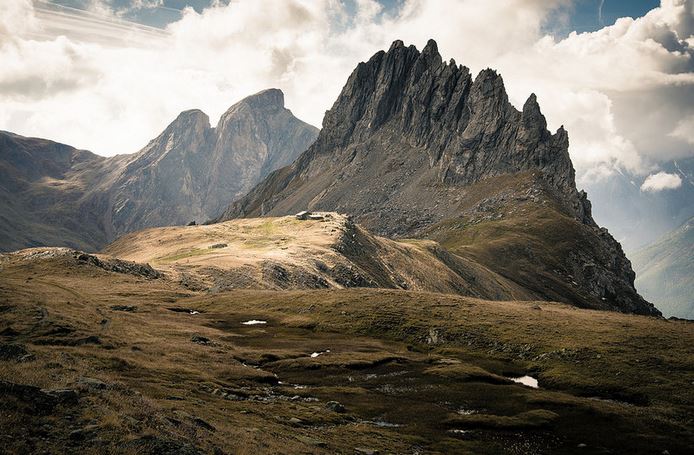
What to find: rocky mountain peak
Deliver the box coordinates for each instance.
[313,39,579,210]
[217,39,657,316]
[420,38,442,65]
[217,89,289,133]
[134,109,212,166]
[172,108,210,125]
[388,39,405,51]
[223,39,588,222]
[160,109,212,141]
[245,88,285,108]
[228,88,285,115]
[108,89,317,238]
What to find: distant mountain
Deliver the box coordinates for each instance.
[0,132,117,251]
[632,216,694,319]
[219,39,658,316]
[585,157,694,254]
[0,89,318,252]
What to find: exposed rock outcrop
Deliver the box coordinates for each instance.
[218,40,657,316]
[110,89,318,235]
[220,41,593,228]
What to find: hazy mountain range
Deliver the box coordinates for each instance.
[632,215,694,319]
[586,157,694,254]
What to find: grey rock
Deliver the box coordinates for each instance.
[325,400,346,413]
[69,425,99,441]
[0,380,60,414]
[218,39,658,316]
[43,388,79,404]
[191,335,211,345]
[193,417,216,432]
[110,305,137,312]
[0,343,31,362]
[75,251,160,279]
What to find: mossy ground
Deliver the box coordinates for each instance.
[0,254,692,454]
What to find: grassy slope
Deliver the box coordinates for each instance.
[0,253,692,454]
[421,172,648,313]
[426,203,591,305]
[103,215,534,299]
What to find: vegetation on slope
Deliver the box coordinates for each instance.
[0,252,691,454]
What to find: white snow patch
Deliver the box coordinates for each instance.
[310,349,330,358]
[242,320,267,325]
[509,375,539,388]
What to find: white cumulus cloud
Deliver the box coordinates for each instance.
[0,0,691,186]
[641,171,684,192]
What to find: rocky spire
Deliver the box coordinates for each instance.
[312,39,583,216]
[217,39,657,315]
[223,40,590,222]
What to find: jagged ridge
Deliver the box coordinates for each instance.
[220,40,591,226]
[218,40,658,316]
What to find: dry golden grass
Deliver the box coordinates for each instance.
[0,251,692,454]
[101,213,530,300]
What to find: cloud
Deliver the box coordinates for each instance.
[670,114,694,144]
[0,0,37,41]
[641,171,684,192]
[482,0,694,180]
[0,0,691,185]
[83,0,165,16]
[129,0,164,11]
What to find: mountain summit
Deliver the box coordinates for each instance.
[0,89,318,251]
[221,40,590,229]
[218,40,658,316]
[110,88,318,235]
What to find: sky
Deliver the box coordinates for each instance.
[1,0,692,190]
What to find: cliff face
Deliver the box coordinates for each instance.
[320,41,581,202]
[221,40,591,227]
[0,89,318,250]
[219,40,658,315]
[110,89,318,236]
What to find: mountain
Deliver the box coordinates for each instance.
[0,131,119,251]
[218,40,658,316]
[0,89,318,252]
[585,157,694,254]
[632,216,694,319]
